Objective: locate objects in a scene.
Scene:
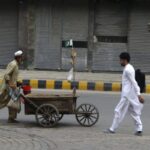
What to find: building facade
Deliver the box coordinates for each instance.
[0,0,150,72]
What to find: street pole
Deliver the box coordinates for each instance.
[70,40,77,97]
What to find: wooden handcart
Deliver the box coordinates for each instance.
[21,93,99,128]
[20,40,99,128]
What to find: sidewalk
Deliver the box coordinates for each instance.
[1,69,150,83]
[0,69,123,82]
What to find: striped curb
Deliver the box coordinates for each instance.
[0,79,149,93]
[21,79,150,93]
[21,80,121,91]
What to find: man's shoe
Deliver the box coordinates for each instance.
[103,129,115,134]
[135,131,143,136]
[8,119,19,123]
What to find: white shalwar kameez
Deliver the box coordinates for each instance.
[110,64,143,132]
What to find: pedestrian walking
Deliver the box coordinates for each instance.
[104,52,144,136]
[0,50,23,123]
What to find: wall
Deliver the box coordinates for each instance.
[128,0,150,72]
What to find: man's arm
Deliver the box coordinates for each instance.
[4,63,16,88]
[126,70,144,103]
[126,70,140,95]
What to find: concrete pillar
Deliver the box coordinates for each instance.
[87,0,96,71]
[26,0,36,69]
[18,0,28,68]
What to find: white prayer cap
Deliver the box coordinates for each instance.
[14,50,23,56]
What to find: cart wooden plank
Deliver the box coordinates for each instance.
[26,93,78,99]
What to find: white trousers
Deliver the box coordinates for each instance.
[110,97,143,132]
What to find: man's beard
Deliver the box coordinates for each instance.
[121,64,125,67]
[18,60,23,65]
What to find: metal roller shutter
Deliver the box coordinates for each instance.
[34,0,61,70]
[93,43,127,71]
[0,0,18,68]
[92,0,128,71]
[128,1,150,72]
[61,0,88,71]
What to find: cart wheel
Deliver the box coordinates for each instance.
[57,114,64,122]
[76,104,99,127]
[35,104,59,128]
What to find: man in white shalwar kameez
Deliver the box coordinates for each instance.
[105,52,144,136]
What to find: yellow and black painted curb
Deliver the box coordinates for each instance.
[0,79,149,93]
[18,79,150,93]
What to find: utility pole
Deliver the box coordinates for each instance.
[66,39,77,97]
[70,40,77,97]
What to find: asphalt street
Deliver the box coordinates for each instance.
[0,89,149,150]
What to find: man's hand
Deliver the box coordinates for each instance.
[6,80,17,89]
[138,95,145,104]
[17,81,23,87]
[9,84,17,90]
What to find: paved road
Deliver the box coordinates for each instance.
[0,90,149,150]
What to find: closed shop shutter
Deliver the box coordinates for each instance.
[0,0,18,68]
[34,0,61,70]
[93,43,127,71]
[61,0,88,71]
[128,1,150,72]
[92,0,128,71]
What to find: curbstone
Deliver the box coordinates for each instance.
[20,79,150,93]
[0,79,149,93]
